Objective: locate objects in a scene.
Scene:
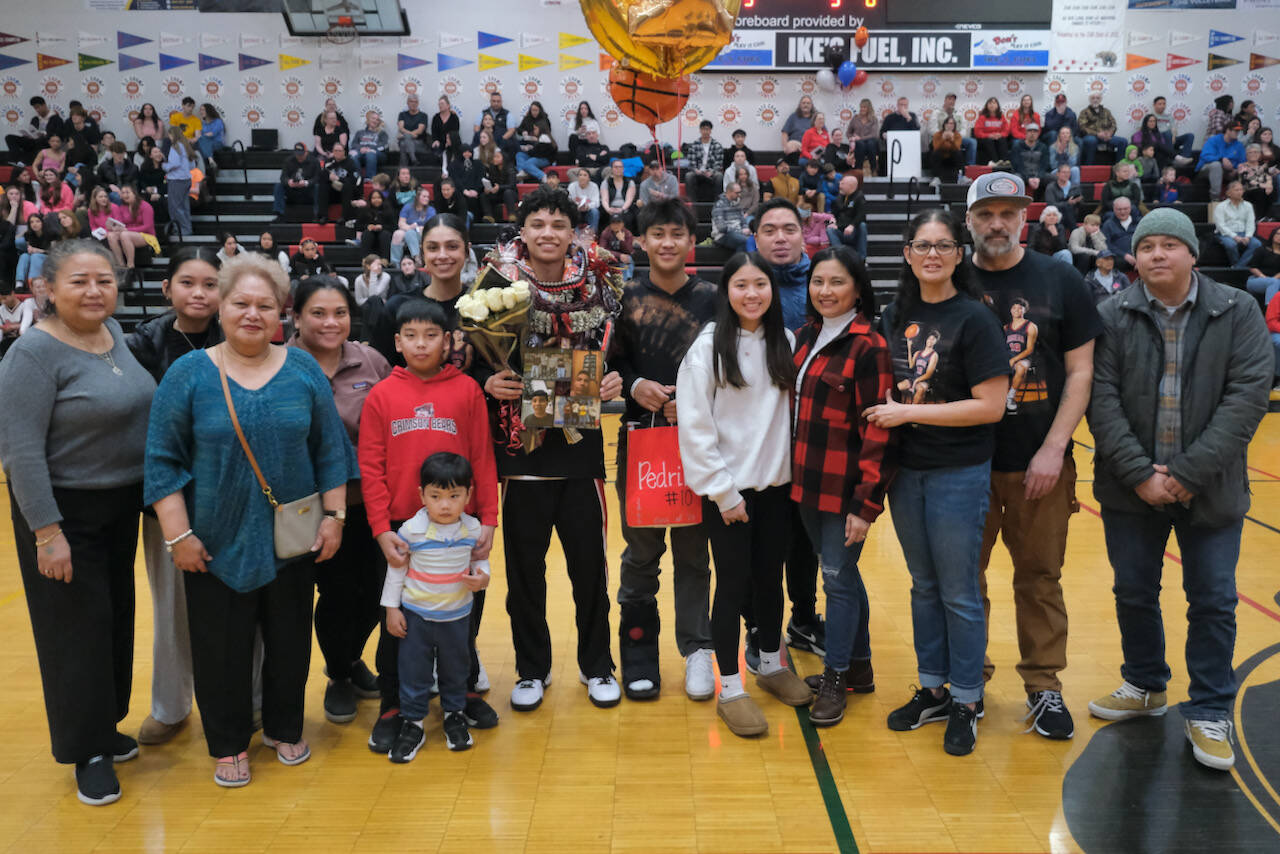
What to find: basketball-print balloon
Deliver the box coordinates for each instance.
[855,27,869,48]
[580,0,740,78]
[607,66,690,130]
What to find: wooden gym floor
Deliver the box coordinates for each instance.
[1,412,1279,853]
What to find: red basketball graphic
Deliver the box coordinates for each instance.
[286,109,301,124]
[247,109,261,123]
[245,81,260,96]
[964,79,980,96]
[42,80,59,97]
[880,79,895,96]
[963,107,979,124]
[759,106,776,124]
[324,81,339,95]
[405,81,419,95]
[85,81,101,97]
[760,79,776,96]
[799,78,816,95]
[4,109,19,124]
[523,79,539,96]
[365,82,378,96]
[286,81,300,96]
[723,80,738,97]
[205,81,219,97]
[89,108,102,123]
[1005,80,1019,95]
[904,323,920,339]
[127,109,139,122]
[838,107,853,125]
[607,67,690,129]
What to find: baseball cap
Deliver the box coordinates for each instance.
[1024,121,1039,130]
[966,171,1032,210]
[293,142,307,151]
[1097,249,1114,259]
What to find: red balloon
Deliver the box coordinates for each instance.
[853,69,869,86]
[607,66,690,130]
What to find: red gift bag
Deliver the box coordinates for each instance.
[624,424,702,528]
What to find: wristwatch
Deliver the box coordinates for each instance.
[323,508,347,524]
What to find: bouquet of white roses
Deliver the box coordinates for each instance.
[455,264,532,372]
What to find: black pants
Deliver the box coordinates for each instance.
[976,137,1009,164]
[684,170,719,203]
[930,150,965,183]
[360,227,392,259]
[481,187,518,221]
[5,134,45,163]
[706,485,791,677]
[743,501,817,629]
[314,502,383,681]
[503,478,614,680]
[375,519,487,712]
[184,557,314,757]
[317,177,358,221]
[12,483,140,764]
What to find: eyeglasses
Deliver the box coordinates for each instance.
[907,240,960,256]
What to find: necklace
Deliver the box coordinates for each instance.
[98,350,124,376]
[57,319,122,374]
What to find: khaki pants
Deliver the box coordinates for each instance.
[979,455,1079,694]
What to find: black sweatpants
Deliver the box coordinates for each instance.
[12,483,140,764]
[503,478,614,681]
[313,502,382,681]
[706,485,790,677]
[184,557,314,758]
[743,502,817,630]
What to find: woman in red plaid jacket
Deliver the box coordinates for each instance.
[790,247,897,728]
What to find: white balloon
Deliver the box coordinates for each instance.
[816,68,838,93]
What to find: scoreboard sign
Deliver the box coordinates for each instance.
[778,31,973,70]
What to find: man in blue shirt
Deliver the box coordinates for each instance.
[1196,122,1246,200]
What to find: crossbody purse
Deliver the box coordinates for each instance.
[216,352,322,559]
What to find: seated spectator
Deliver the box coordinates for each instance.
[599,215,635,281]
[272,142,321,223]
[819,127,849,171]
[574,127,611,179]
[1010,124,1051,195]
[1083,250,1123,302]
[15,214,49,284]
[431,96,463,161]
[1214,180,1262,268]
[104,184,155,276]
[733,165,759,215]
[0,285,34,358]
[880,97,920,145]
[781,96,815,157]
[314,110,347,157]
[289,237,335,287]
[930,117,965,183]
[350,111,390,180]
[711,182,750,251]
[800,113,831,162]
[1207,95,1234,141]
[1101,197,1141,271]
[683,120,724,202]
[215,230,242,265]
[85,185,113,235]
[1078,93,1118,165]
[796,158,826,213]
[449,147,485,221]
[36,169,75,214]
[393,185,435,264]
[601,158,637,231]
[1245,227,1280,305]
[932,93,977,166]
[1236,99,1259,129]
[568,167,601,233]
[472,118,498,162]
[357,189,396,257]
[95,142,140,203]
[254,230,291,273]
[1097,162,1145,216]
[1042,93,1079,142]
[1047,126,1081,185]
[514,101,555,181]
[762,159,800,206]
[397,96,429,166]
[847,99,882,172]
[138,145,167,206]
[5,96,64,164]
[1151,96,1195,165]
[542,171,562,192]
[1136,145,1160,188]
[1238,144,1275,218]
[1117,144,1143,181]
[1069,213,1108,272]
[31,134,69,181]
[168,97,201,141]
[567,101,600,156]
[819,162,841,210]
[62,111,100,189]
[1044,163,1083,229]
[975,98,1011,166]
[638,160,678,207]
[1156,165,1186,205]
[1007,95,1041,144]
[827,173,867,258]
[318,142,361,224]
[475,90,516,157]
[132,102,164,145]
[354,255,390,307]
[1133,114,1170,171]
[1026,205,1072,266]
[311,98,349,149]
[722,147,758,192]
[387,166,418,207]
[388,253,429,297]
[722,128,755,169]
[432,177,470,228]
[482,148,518,223]
[195,104,225,166]
[135,135,158,168]
[95,132,117,167]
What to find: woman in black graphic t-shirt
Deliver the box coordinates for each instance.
[867,209,1011,758]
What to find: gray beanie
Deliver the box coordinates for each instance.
[1131,207,1199,257]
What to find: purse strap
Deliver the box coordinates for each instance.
[215,349,279,509]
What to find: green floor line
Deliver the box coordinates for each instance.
[791,667,859,854]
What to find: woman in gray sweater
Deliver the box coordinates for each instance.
[0,239,157,806]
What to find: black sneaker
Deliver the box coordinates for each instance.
[887,686,952,731]
[350,660,381,699]
[463,694,499,729]
[368,709,403,754]
[443,711,473,752]
[324,679,358,724]
[112,732,139,763]
[1024,690,1074,739]
[944,701,979,756]
[75,755,120,806]
[389,719,425,763]
[786,616,827,658]
[744,627,761,675]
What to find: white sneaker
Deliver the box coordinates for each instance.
[685,649,716,701]
[511,677,546,712]
[579,672,621,708]
[474,657,490,693]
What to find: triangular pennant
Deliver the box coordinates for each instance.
[198,53,231,71]
[1255,31,1279,47]
[438,52,472,71]
[559,53,591,71]
[438,31,468,50]
[1209,30,1244,48]
[397,53,431,71]
[0,53,31,71]
[117,31,151,50]
[399,35,431,49]
[280,35,306,48]
[559,32,589,49]
[1169,29,1198,47]
[477,32,512,50]
[1207,52,1241,69]
[478,53,511,70]
[521,33,549,49]
[1127,31,1159,48]
[0,32,29,50]
[79,32,107,49]
[36,53,70,70]
[36,33,67,47]
[1126,53,1158,70]
[118,52,152,71]
[598,52,615,70]
[159,53,193,71]
[78,53,112,72]
[279,54,310,71]
[1249,52,1279,69]
[518,53,550,70]
[360,54,392,70]
[238,53,271,71]
[1166,53,1200,71]
[200,33,231,49]
[240,33,269,50]
[160,32,187,50]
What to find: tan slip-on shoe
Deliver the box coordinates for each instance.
[756,668,813,707]
[717,694,768,737]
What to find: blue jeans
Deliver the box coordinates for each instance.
[272,181,320,217]
[715,230,748,252]
[1052,249,1073,266]
[167,179,192,235]
[16,252,46,284]
[393,227,422,264]
[853,138,880,170]
[888,462,992,704]
[960,137,978,166]
[581,207,599,233]
[516,153,550,181]
[1100,508,1242,721]
[195,136,219,162]
[398,610,470,719]
[1218,234,1261,268]
[1080,135,1100,164]
[1245,276,1279,306]
[356,150,382,180]
[798,506,870,672]
[827,223,868,259]
[1170,132,1195,159]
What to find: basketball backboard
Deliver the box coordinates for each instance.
[282,0,410,38]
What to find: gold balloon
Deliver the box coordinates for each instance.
[580,0,740,79]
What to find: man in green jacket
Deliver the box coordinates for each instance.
[1085,207,1272,771]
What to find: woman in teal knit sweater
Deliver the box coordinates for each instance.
[144,253,356,788]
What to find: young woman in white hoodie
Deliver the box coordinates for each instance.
[677,252,814,738]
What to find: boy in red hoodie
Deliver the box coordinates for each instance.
[358,299,500,753]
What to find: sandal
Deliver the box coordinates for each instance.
[213,752,250,788]
[262,736,311,766]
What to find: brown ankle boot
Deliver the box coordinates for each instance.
[847,658,875,693]
[809,668,847,727]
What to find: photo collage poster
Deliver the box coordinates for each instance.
[521,346,604,432]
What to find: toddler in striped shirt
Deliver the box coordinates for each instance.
[381,452,490,760]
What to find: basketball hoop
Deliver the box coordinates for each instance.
[325,23,358,44]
